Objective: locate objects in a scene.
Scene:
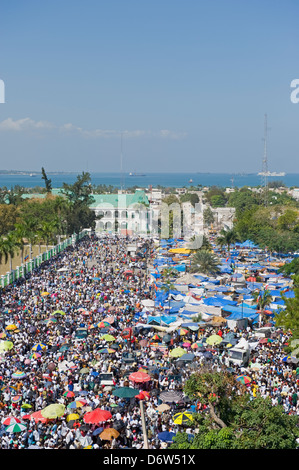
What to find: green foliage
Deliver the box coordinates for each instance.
[41,167,52,193]
[279,258,299,276]
[190,249,219,275]
[171,368,299,449]
[216,228,240,251]
[180,192,199,206]
[275,275,299,339]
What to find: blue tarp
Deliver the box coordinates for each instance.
[222,305,260,316]
[226,311,259,323]
[203,297,237,307]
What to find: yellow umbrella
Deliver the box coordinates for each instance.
[0,341,14,351]
[41,404,65,419]
[5,324,18,331]
[99,428,120,440]
[173,411,193,425]
[206,334,222,346]
[66,413,80,422]
[169,347,186,358]
[41,292,50,296]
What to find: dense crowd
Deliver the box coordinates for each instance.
[0,234,297,449]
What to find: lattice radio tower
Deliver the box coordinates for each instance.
[261,113,269,206]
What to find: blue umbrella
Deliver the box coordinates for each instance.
[158,431,176,442]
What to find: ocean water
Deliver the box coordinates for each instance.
[0,172,298,189]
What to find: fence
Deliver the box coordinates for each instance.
[0,229,88,289]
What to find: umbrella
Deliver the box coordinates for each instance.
[51,310,66,316]
[236,375,251,385]
[67,400,87,409]
[92,427,104,436]
[152,334,162,341]
[41,404,65,419]
[30,410,48,423]
[97,322,110,328]
[5,324,18,331]
[83,408,112,424]
[2,416,22,426]
[11,371,27,379]
[63,391,75,398]
[80,367,90,374]
[32,343,47,351]
[129,371,151,383]
[172,411,193,425]
[177,328,188,336]
[66,413,80,422]
[21,403,32,409]
[99,428,120,441]
[11,395,22,403]
[191,342,204,350]
[112,387,139,399]
[157,404,170,413]
[30,352,42,359]
[100,334,116,342]
[158,431,176,442]
[5,422,27,433]
[206,334,222,346]
[139,339,148,347]
[0,341,14,351]
[159,390,184,403]
[282,355,298,364]
[169,347,185,358]
[98,348,116,354]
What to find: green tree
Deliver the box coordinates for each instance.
[203,206,215,228]
[171,367,299,449]
[41,167,52,193]
[61,172,96,234]
[190,249,219,275]
[275,275,299,339]
[216,228,240,252]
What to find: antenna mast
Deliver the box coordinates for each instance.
[120,132,124,193]
[261,113,269,206]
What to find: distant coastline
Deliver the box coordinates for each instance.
[0,170,75,175]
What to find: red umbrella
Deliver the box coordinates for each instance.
[247,277,256,282]
[30,410,49,423]
[83,408,112,424]
[136,391,150,400]
[129,371,151,383]
[2,416,22,426]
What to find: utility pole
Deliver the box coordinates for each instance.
[139,399,149,449]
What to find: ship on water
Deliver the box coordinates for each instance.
[257,171,286,177]
[129,172,146,176]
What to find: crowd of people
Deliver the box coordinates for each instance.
[0,234,297,449]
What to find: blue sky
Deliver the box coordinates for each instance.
[0,0,299,173]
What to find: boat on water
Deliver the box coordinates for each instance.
[189,179,193,183]
[258,171,286,177]
[129,172,146,176]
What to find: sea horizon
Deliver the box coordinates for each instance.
[0,171,298,189]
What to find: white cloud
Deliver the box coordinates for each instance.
[0,117,186,140]
[0,117,54,131]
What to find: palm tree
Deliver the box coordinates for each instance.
[216,228,240,252]
[22,218,39,259]
[37,220,60,252]
[252,288,273,323]
[0,232,18,271]
[190,249,220,275]
[14,223,27,264]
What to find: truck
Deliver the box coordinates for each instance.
[227,346,250,367]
